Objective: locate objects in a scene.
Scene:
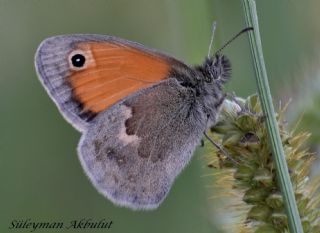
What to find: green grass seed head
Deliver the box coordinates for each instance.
[207,95,320,232]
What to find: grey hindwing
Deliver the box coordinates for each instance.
[78,79,207,210]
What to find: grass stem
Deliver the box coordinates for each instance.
[240,1,304,232]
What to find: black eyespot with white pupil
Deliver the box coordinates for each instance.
[71,54,86,68]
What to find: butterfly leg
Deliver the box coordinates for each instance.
[203,132,238,165]
[226,92,255,115]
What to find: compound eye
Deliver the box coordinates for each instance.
[71,53,86,68]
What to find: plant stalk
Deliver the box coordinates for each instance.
[240,0,304,232]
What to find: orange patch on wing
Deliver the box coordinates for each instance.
[68,42,171,113]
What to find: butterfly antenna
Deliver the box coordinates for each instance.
[207,21,217,58]
[214,27,253,54]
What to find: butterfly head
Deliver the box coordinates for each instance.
[202,54,231,85]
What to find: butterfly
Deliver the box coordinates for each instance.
[34,27,251,210]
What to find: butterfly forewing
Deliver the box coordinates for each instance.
[35,34,187,131]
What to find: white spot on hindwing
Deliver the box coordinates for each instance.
[117,105,140,145]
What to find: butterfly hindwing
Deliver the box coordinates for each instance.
[78,79,207,210]
[35,34,188,132]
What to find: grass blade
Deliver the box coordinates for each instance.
[240,0,304,232]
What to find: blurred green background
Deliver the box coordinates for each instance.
[1,0,319,232]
